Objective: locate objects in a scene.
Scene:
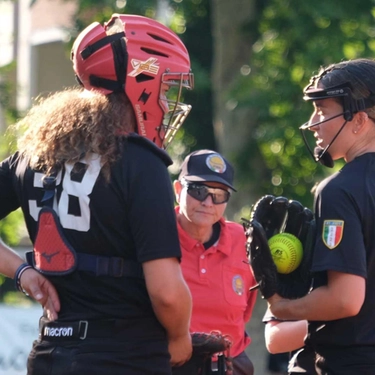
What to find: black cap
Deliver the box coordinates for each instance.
[178,149,236,191]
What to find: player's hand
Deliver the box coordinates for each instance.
[20,268,60,320]
[169,332,192,367]
[267,293,289,319]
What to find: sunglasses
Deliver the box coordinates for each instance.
[181,182,231,204]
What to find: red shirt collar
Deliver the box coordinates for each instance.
[175,206,232,256]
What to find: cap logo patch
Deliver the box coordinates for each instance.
[323,220,344,249]
[128,57,159,77]
[206,154,226,173]
[232,275,244,295]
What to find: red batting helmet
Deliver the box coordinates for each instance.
[71,14,194,148]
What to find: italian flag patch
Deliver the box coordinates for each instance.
[323,220,344,249]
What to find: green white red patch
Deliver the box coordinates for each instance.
[322,220,344,249]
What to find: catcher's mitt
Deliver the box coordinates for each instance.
[172,331,233,375]
[243,195,316,300]
[191,331,232,356]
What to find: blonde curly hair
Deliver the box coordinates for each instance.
[16,88,136,179]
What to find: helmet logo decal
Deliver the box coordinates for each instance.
[128,57,159,77]
[206,154,227,173]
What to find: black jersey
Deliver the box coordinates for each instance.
[0,134,181,330]
[309,153,375,350]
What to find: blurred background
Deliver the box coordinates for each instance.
[1,0,375,374]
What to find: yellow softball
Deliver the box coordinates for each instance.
[268,233,303,274]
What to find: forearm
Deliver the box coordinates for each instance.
[269,272,365,321]
[143,258,192,339]
[0,238,24,278]
[265,320,307,354]
[151,281,192,339]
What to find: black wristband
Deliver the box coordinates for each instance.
[14,263,33,293]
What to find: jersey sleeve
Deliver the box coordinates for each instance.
[312,180,367,278]
[126,144,181,263]
[0,153,21,219]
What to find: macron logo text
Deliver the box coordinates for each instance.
[44,326,73,337]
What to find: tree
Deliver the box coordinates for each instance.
[211,0,375,219]
[0,61,24,246]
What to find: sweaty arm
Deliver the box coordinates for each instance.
[0,238,60,319]
[143,257,192,367]
[265,320,307,354]
[268,270,365,321]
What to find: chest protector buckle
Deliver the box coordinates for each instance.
[26,175,77,276]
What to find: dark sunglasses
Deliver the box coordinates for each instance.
[181,181,231,204]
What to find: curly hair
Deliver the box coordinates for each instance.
[16,88,136,179]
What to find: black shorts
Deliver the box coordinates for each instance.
[27,337,171,375]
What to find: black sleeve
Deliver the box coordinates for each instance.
[0,153,21,219]
[312,181,366,277]
[126,143,181,263]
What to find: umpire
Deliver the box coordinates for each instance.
[0,14,194,375]
[173,150,257,375]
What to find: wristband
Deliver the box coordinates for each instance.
[14,263,33,294]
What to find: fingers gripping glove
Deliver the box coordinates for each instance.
[172,331,233,375]
[191,331,232,356]
[244,195,316,299]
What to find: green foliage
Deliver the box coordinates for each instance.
[0,275,33,305]
[0,62,23,246]
[232,0,375,207]
[0,209,24,246]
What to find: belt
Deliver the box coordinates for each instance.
[39,318,122,341]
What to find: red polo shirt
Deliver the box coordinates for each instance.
[176,207,258,357]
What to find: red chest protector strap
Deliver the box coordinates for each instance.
[26,174,144,278]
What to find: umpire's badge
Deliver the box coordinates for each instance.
[232,275,244,295]
[322,220,344,249]
[206,154,227,174]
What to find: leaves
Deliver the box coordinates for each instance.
[231,0,375,207]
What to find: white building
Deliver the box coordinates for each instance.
[0,0,77,131]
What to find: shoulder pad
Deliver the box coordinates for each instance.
[127,133,173,167]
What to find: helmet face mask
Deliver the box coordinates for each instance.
[71,14,193,149]
[160,72,193,148]
[298,79,374,167]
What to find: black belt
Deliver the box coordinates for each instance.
[39,318,123,341]
[76,253,144,278]
[26,251,144,278]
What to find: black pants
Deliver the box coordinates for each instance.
[232,351,254,375]
[27,337,171,375]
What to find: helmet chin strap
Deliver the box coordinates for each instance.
[314,146,334,168]
[310,119,348,168]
